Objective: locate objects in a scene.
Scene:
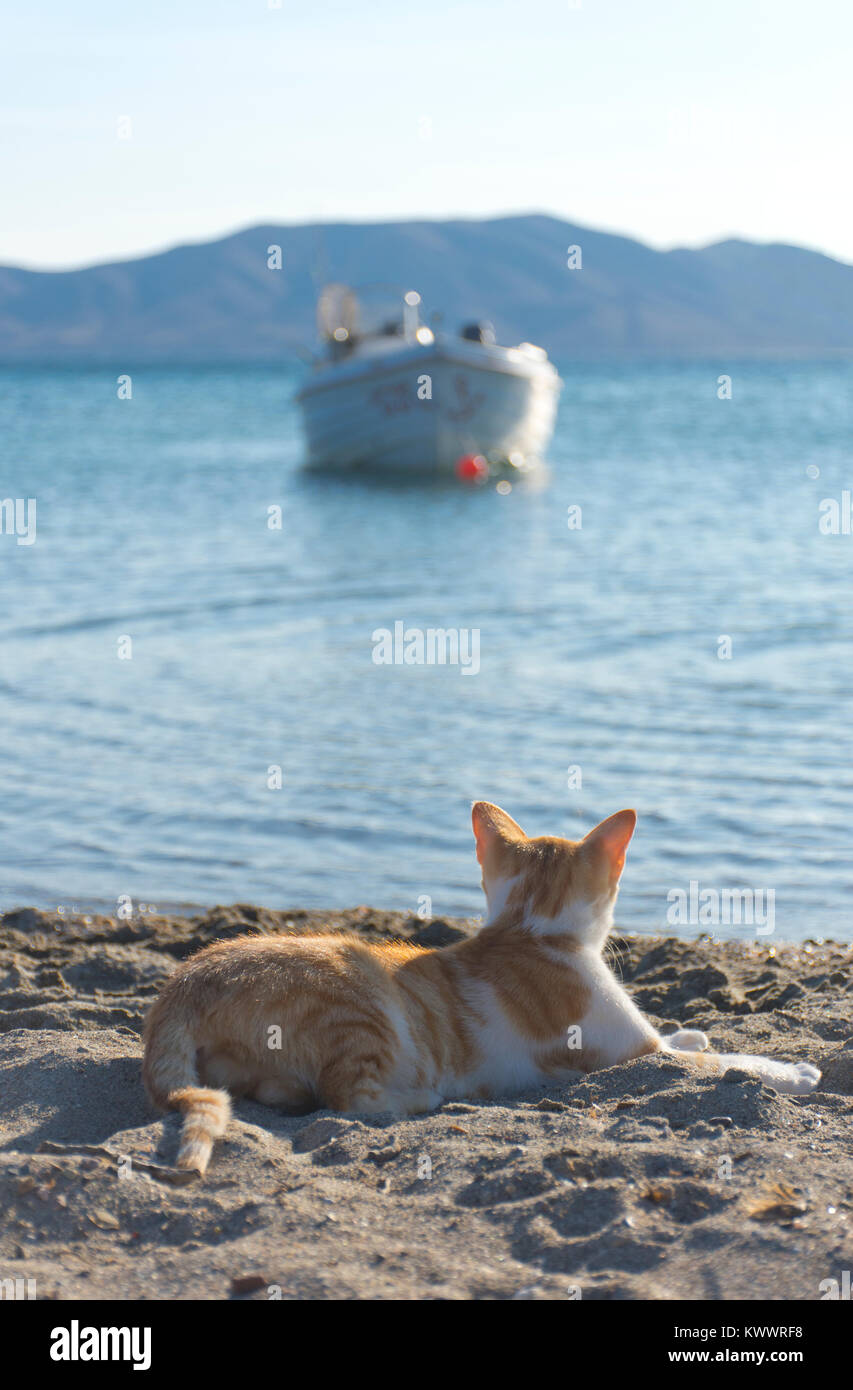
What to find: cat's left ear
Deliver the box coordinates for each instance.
[582,809,636,884]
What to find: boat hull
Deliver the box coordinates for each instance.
[296,341,561,473]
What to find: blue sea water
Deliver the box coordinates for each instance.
[1,363,851,941]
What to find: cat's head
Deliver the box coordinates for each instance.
[471,802,636,948]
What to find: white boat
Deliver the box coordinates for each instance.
[296,285,561,476]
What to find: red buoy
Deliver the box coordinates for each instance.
[455,453,488,482]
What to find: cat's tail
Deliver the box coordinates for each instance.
[661,1031,821,1096]
[142,1002,231,1176]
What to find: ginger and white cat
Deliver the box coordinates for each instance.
[143,803,820,1174]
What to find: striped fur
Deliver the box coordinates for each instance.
[142,802,820,1175]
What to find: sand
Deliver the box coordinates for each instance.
[1,904,851,1301]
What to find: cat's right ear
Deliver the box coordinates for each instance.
[582,808,637,885]
[471,802,526,868]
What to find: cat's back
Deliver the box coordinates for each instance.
[157,929,421,1008]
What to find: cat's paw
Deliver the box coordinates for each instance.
[788,1062,821,1094]
[665,1029,710,1053]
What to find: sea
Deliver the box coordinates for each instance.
[1,362,851,941]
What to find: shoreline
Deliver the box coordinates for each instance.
[3,900,850,948]
[1,906,851,1300]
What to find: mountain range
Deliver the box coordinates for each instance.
[1,213,852,363]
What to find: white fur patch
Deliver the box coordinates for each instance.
[450,977,543,1097]
[707,1054,821,1095]
[572,952,661,1065]
[663,1029,709,1052]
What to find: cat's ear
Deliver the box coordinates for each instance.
[582,809,636,884]
[471,802,526,868]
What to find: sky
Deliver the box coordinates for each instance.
[2,0,852,270]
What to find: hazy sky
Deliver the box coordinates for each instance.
[3,0,851,269]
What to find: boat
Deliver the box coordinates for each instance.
[296,284,561,476]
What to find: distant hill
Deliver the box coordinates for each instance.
[1,213,852,363]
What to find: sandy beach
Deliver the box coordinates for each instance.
[1,904,851,1301]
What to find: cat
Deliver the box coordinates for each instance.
[142,802,821,1175]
